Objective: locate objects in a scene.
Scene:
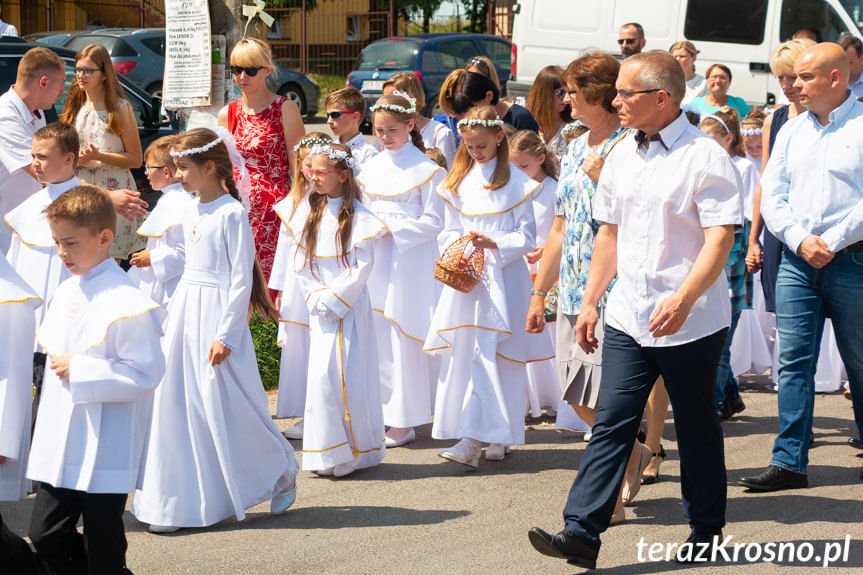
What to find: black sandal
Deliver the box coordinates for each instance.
[640,444,666,485]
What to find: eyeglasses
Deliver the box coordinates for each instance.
[562,88,580,97]
[554,88,567,100]
[144,165,165,172]
[74,67,101,77]
[616,88,664,101]
[617,38,641,46]
[309,169,345,177]
[326,110,360,120]
[230,66,265,77]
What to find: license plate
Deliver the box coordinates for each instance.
[362,80,384,91]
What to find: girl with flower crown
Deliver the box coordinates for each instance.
[357,93,446,448]
[132,128,298,532]
[425,106,554,469]
[269,132,331,435]
[287,142,388,477]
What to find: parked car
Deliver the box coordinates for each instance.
[24,30,79,47]
[346,33,512,119]
[508,0,863,105]
[26,28,320,116]
[0,39,178,205]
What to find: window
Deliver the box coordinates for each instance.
[781,0,849,42]
[0,58,17,89]
[421,48,441,73]
[684,0,768,44]
[437,40,478,70]
[480,38,511,71]
[357,39,418,70]
[66,36,138,58]
[141,37,165,57]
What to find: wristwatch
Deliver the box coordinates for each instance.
[530,289,547,297]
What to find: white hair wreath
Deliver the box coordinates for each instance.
[391,89,417,109]
[309,143,355,169]
[170,131,224,157]
[740,127,763,137]
[457,116,505,130]
[293,137,331,151]
[370,91,416,114]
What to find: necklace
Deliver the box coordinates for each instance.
[190,199,220,244]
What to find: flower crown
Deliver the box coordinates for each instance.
[293,137,331,152]
[309,144,355,169]
[170,133,224,158]
[561,121,585,136]
[740,127,763,137]
[370,90,417,114]
[457,116,504,130]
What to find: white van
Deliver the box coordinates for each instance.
[508,0,863,105]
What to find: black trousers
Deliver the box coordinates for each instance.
[0,511,51,575]
[563,326,728,550]
[28,484,132,575]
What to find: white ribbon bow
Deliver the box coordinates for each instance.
[243,0,275,37]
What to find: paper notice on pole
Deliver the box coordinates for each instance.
[164,0,212,110]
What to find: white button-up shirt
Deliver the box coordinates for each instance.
[761,92,863,254]
[850,76,863,99]
[0,86,45,252]
[593,112,743,347]
[0,19,18,37]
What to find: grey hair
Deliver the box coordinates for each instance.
[625,50,686,107]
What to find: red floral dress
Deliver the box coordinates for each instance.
[229,96,291,281]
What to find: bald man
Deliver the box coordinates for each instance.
[741,43,863,492]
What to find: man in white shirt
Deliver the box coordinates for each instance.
[0,47,65,252]
[0,7,18,37]
[741,43,863,492]
[838,34,863,99]
[528,51,742,568]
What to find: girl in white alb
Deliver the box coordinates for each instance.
[425,107,554,468]
[269,133,332,434]
[509,129,562,419]
[132,128,298,532]
[287,143,387,477]
[358,92,446,447]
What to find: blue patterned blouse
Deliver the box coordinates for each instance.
[555,126,629,316]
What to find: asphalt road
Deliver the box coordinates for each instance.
[3,377,862,574]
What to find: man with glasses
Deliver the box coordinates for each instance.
[528,50,742,568]
[0,47,65,253]
[618,23,646,59]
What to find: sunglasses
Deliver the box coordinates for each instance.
[230,66,265,77]
[309,168,345,177]
[554,88,567,99]
[326,110,361,120]
[469,57,490,71]
[617,38,640,45]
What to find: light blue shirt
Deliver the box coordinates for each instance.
[761,92,863,253]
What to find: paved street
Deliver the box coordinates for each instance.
[3,378,862,574]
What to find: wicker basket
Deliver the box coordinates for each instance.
[435,236,484,293]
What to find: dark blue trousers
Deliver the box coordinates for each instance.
[563,325,728,551]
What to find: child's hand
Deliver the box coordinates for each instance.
[469,231,497,250]
[129,250,151,268]
[526,246,543,264]
[50,354,73,381]
[274,293,282,310]
[208,341,231,366]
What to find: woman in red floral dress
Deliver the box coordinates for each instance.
[219,38,304,281]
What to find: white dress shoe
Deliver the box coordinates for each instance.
[270,484,297,515]
[148,525,180,534]
[485,443,510,461]
[384,427,415,447]
[283,419,304,440]
[333,463,356,477]
[438,438,481,468]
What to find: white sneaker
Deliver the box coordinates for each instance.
[148,524,180,534]
[438,438,481,469]
[333,463,356,478]
[485,443,510,461]
[584,429,593,442]
[270,484,297,515]
[384,427,415,447]
[283,419,304,440]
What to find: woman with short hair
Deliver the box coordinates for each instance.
[687,63,750,120]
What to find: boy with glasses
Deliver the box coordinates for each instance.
[325,87,377,173]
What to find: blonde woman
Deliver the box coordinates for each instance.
[60,43,143,261]
[218,37,304,281]
[670,40,707,106]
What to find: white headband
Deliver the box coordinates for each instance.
[170,133,223,157]
[741,127,763,137]
[457,116,505,130]
[309,144,355,169]
[293,137,331,151]
[702,114,731,135]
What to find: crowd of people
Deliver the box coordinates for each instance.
[0,19,860,573]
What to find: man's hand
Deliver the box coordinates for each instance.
[745,241,763,273]
[648,292,692,338]
[797,235,834,269]
[109,189,149,222]
[581,152,605,185]
[525,295,546,333]
[526,246,543,264]
[129,250,151,268]
[50,354,73,381]
[575,306,600,354]
[208,340,231,365]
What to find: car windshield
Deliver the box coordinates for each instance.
[841,0,863,33]
[357,40,417,70]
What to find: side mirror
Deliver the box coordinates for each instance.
[149,94,163,126]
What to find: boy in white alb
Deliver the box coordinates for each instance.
[26,185,166,575]
[326,87,378,172]
[128,136,195,305]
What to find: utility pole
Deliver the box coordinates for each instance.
[209,0,246,56]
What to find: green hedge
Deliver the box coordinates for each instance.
[250,315,281,391]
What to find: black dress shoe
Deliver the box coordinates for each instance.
[528,528,598,569]
[675,530,724,564]
[739,465,808,492]
[849,437,862,450]
[718,395,746,420]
